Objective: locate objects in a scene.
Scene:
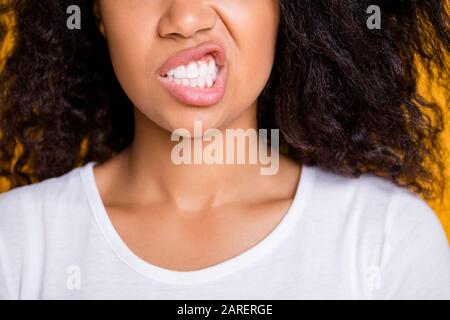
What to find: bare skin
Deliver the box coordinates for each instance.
[93,0,302,271]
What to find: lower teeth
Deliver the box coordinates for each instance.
[169,75,216,89]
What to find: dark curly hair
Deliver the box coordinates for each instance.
[0,0,449,199]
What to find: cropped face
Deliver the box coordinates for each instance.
[95,0,280,133]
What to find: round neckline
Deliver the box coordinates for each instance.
[79,161,315,286]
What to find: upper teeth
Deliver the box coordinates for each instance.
[166,60,219,88]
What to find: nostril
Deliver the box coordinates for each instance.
[166,32,185,38]
[158,3,217,40]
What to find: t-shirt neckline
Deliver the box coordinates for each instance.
[79,161,315,286]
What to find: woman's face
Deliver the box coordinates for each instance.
[96,0,280,133]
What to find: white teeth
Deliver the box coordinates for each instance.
[165,58,219,89]
[199,62,209,77]
[198,77,206,89]
[189,79,198,88]
[186,62,199,79]
[205,75,213,88]
[173,65,186,78]
[208,61,216,75]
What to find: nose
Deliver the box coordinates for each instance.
[158,0,217,39]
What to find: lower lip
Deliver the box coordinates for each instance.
[158,67,227,107]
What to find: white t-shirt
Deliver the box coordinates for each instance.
[0,162,449,300]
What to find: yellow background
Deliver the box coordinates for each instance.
[0,14,449,243]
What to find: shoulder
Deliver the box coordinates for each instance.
[310,165,437,216]
[354,171,445,242]
[309,167,450,298]
[371,185,450,299]
[0,164,91,233]
[308,165,447,246]
[0,165,89,299]
[0,165,85,216]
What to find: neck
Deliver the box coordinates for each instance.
[112,103,280,211]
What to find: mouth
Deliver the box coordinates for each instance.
[157,41,227,107]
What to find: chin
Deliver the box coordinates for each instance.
[159,105,232,133]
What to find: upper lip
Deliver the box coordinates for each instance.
[158,41,227,77]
